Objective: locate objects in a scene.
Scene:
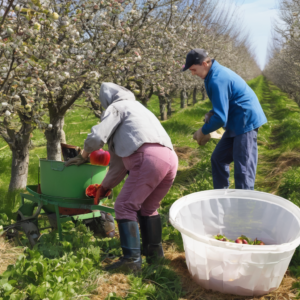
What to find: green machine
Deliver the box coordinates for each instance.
[4,159,115,248]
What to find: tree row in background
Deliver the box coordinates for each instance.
[264,0,300,103]
[0,0,260,191]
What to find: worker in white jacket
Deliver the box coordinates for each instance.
[65,83,178,272]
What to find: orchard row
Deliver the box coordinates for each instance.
[0,0,259,191]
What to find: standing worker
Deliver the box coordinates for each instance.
[182,49,267,190]
[65,83,178,272]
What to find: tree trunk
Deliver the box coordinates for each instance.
[45,114,65,161]
[193,87,197,105]
[9,147,30,191]
[141,98,148,107]
[201,86,206,100]
[159,95,167,120]
[140,85,153,107]
[180,90,187,108]
[295,92,300,106]
[167,96,172,117]
[60,118,66,144]
[43,82,87,160]
[8,125,31,191]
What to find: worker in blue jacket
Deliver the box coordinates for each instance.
[182,49,267,190]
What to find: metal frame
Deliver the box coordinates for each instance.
[20,185,115,240]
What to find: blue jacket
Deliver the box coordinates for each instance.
[202,60,267,137]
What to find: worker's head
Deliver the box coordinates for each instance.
[99,83,135,109]
[181,49,212,79]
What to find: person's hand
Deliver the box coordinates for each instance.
[94,185,112,205]
[64,154,88,167]
[204,112,214,124]
[193,127,211,146]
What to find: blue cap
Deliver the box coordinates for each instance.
[182,49,209,72]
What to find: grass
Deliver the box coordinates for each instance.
[1,76,300,299]
[251,77,300,196]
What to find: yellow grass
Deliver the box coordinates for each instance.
[0,236,23,275]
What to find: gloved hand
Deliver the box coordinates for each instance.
[64,154,88,167]
[193,127,211,146]
[94,184,112,205]
[204,111,214,123]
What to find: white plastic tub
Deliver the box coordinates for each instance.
[169,189,300,296]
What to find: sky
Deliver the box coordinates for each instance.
[234,0,280,69]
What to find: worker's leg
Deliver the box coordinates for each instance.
[138,151,178,262]
[211,136,234,189]
[114,144,177,221]
[233,129,258,190]
[105,219,142,272]
[139,151,178,217]
[109,144,177,270]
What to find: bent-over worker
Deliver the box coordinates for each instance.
[182,49,267,190]
[65,83,178,272]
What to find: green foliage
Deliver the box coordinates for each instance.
[105,262,183,300]
[0,222,121,300]
[278,168,300,204]
[2,76,300,298]
[161,225,184,252]
[0,91,214,299]
[290,247,300,278]
[251,77,300,285]
[0,189,22,222]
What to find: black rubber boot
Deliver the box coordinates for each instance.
[105,220,142,272]
[139,215,164,263]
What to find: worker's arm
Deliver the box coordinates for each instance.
[101,150,128,190]
[93,151,128,206]
[84,105,121,153]
[202,80,230,135]
[65,106,121,167]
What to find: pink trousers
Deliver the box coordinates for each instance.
[114,143,178,221]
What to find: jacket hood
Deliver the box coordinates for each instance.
[99,82,136,109]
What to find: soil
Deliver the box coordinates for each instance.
[91,242,298,300]
[164,244,298,300]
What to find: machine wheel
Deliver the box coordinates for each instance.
[6,228,23,246]
[20,221,40,249]
[14,204,43,248]
[83,211,115,238]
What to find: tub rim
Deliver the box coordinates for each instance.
[169,189,300,253]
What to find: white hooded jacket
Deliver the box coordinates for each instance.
[84,82,173,156]
[83,83,174,189]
